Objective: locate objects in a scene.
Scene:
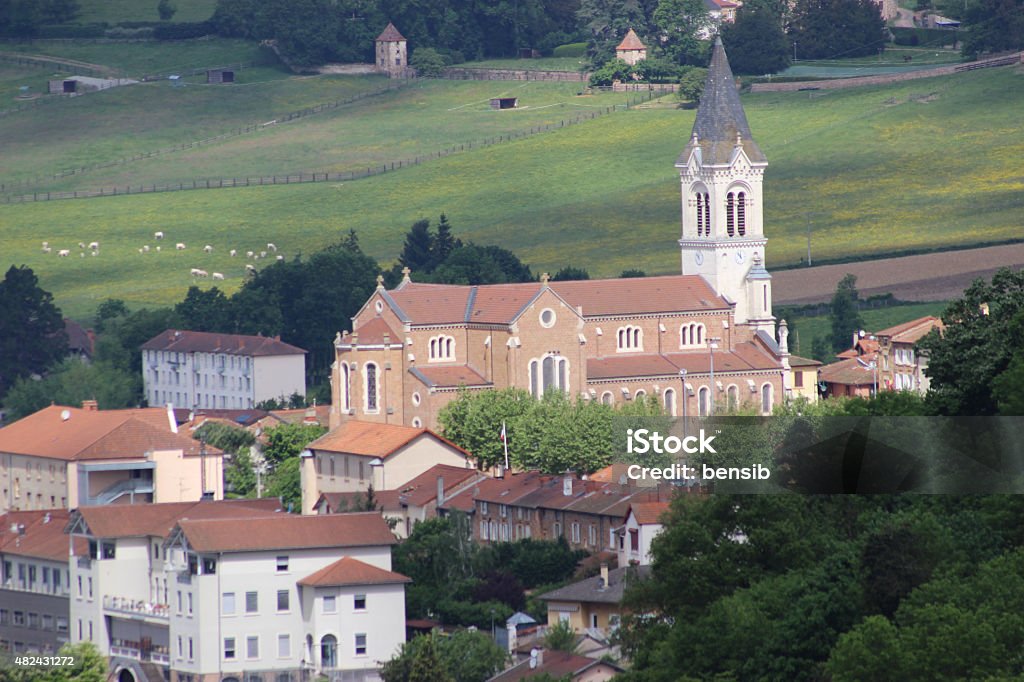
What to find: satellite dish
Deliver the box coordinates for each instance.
[529,648,539,669]
[60,409,71,421]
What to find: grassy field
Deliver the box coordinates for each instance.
[1,79,637,191]
[459,57,588,72]
[2,54,1023,319]
[75,0,217,24]
[0,39,272,78]
[787,302,949,357]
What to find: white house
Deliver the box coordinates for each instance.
[141,330,307,411]
[616,501,669,566]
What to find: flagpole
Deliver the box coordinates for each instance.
[502,420,510,471]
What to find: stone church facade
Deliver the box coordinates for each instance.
[329,39,790,431]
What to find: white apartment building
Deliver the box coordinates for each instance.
[67,501,408,682]
[142,330,307,411]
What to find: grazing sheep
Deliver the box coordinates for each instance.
[154,231,164,240]
[88,242,99,251]
[91,251,97,257]
[80,253,85,258]
[42,241,49,247]
[42,246,52,254]
[58,249,70,257]
[78,242,86,249]
[245,264,256,272]
[229,249,237,257]
[143,245,150,253]
[246,251,254,258]
[176,243,186,251]
[190,268,201,276]
[276,255,284,261]
[203,245,213,253]
[138,248,144,254]
[156,246,161,252]
[267,243,277,252]
[259,251,267,258]
[212,272,225,280]
[190,268,208,278]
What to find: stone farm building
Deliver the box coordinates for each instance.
[330,39,793,431]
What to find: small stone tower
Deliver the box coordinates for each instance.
[677,37,774,337]
[375,23,407,77]
[616,28,647,65]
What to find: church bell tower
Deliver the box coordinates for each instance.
[677,38,774,336]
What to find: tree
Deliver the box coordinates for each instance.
[544,619,579,652]
[262,423,326,465]
[721,6,791,74]
[382,630,505,682]
[42,642,106,682]
[676,66,707,106]
[788,0,886,60]
[829,274,864,353]
[577,0,649,65]
[266,457,301,510]
[175,286,233,332]
[652,0,712,65]
[0,266,66,398]
[551,266,590,281]
[399,219,437,274]
[411,47,449,77]
[620,269,647,278]
[157,0,177,20]
[958,0,1024,58]
[195,422,256,455]
[2,358,138,421]
[432,214,462,267]
[430,244,533,285]
[225,448,258,497]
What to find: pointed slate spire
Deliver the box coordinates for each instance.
[678,37,765,166]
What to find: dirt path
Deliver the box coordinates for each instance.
[773,243,1024,305]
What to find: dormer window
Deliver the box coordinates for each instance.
[428,335,455,362]
[617,326,643,352]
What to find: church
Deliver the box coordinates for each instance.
[328,39,791,431]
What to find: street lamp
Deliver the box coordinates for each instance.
[708,338,721,416]
[856,357,878,397]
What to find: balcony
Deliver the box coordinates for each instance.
[110,639,171,666]
[103,596,170,622]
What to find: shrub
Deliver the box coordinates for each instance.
[588,58,632,87]
[677,66,708,107]
[553,42,587,58]
[152,21,213,40]
[411,47,448,77]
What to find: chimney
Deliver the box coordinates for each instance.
[436,476,445,506]
[166,403,178,434]
[495,466,505,479]
[81,399,98,411]
[563,474,573,497]
[600,562,609,589]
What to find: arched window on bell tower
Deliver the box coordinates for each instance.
[726,192,735,237]
[693,190,710,237]
[737,191,746,236]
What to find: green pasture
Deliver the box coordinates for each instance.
[458,57,588,72]
[2,66,1023,319]
[786,302,949,357]
[75,0,217,24]
[3,80,636,192]
[0,39,271,78]
[795,47,961,67]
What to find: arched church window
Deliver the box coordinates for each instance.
[365,363,379,413]
[737,191,746,236]
[702,193,710,235]
[726,192,735,237]
[617,326,643,352]
[761,383,773,415]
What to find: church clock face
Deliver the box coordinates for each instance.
[694,252,704,266]
[735,252,745,264]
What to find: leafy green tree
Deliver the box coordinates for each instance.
[225,448,258,497]
[826,615,905,682]
[788,0,886,59]
[411,47,449,76]
[472,570,526,611]
[41,642,106,682]
[919,268,1024,415]
[94,298,129,333]
[266,456,301,509]
[399,219,436,274]
[0,265,66,398]
[676,66,707,106]
[992,353,1024,415]
[195,422,256,455]
[620,269,647,278]
[3,358,137,421]
[175,286,233,332]
[430,244,533,285]
[544,619,579,652]
[433,214,462,268]
[652,0,711,65]
[959,0,1024,58]
[721,5,791,74]
[262,423,326,465]
[440,629,509,682]
[829,274,864,353]
[577,0,649,65]
[551,266,590,281]
[588,58,634,86]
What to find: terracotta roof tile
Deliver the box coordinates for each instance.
[489,650,624,681]
[875,316,943,344]
[616,28,646,51]
[176,512,396,552]
[397,463,482,507]
[819,355,878,386]
[587,343,781,380]
[308,420,466,458]
[71,498,284,539]
[389,283,473,324]
[587,354,681,380]
[412,365,492,388]
[141,329,306,356]
[788,355,822,368]
[376,22,405,41]
[297,556,410,587]
[629,501,670,525]
[0,510,83,562]
[0,405,217,461]
[468,284,541,324]
[550,275,729,316]
[350,317,400,345]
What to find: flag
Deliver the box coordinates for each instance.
[499,423,507,443]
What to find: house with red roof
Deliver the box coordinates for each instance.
[615,28,646,65]
[299,420,475,515]
[330,40,791,431]
[0,402,224,513]
[487,648,624,681]
[141,329,306,412]
[616,501,670,566]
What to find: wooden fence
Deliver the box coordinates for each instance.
[442,67,587,82]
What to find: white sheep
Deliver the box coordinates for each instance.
[212,272,225,281]
[78,242,86,249]
[42,241,49,248]
[276,255,284,261]
[42,246,51,254]
[245,264,256,273]
[203,245,213,253]
[154,231,164,240]
[176,243,186,251]
[88,242,99,251]
[80,253,85,258]
[58,249,70,257]
[246,251,254,258]
[229,249,237,257]
[155,246,161,252]
[91,251,97,257]
[143,245,150,253]
[190,268,208,278]
[267,243,277,252]
[259,251,267,258]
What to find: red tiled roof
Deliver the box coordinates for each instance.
[351,317,399,345]
[376,22,405,41]
[176,512,396,552]
[489,650,623,681]
[389,283,473,325]
[0,405,218,461]
[141,329,306,356]
[629,501,670,525]
[64,319,94,356]
[297,556,410,587]
[269,405,331,426]
[0,510,84,561]
[412,365,492,388]
[398,463,482,507]
[616,28,645,51]
[71,498,284,539]
[309,420,469,459]
[875,316,943,344]
[468,284,544,324]
[588,342,781,380]
[587,354,681,380]
[788,355,822,368]
[819,355,878,386]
